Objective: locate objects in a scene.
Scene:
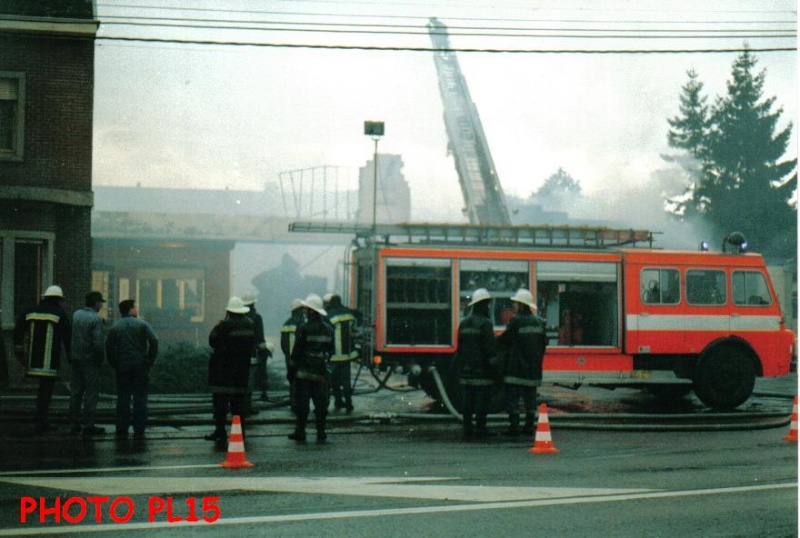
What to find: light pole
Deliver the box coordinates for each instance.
[363,121,384,235]
[363,120,384,367]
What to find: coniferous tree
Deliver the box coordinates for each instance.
[666,49,796,260]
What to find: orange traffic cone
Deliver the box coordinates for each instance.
[221,415,254,468]
[784,396,798,442]
[528,402,560,454]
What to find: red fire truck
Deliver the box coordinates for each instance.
[293,222,795,410]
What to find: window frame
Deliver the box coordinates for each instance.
[0,231,54,329]
[686,268,728,306]
[0,71,25,162]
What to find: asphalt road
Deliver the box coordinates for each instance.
[0,374,795,537]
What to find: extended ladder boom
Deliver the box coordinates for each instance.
[427,17,511,226]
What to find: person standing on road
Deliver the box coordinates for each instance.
[13,285,72,435]
[205,297,255,446]
[241,293,271,415]
[456,288,501,439]
[106,299,159,439]
[497,289,547,437]
[69,291,107,438]
[326,294,359,413]
[281,298,305,414]
[288,294,334,443]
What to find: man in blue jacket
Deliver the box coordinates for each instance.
[69,291,107,437]
[106,300,158,439]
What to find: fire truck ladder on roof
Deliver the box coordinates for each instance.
[288,222,659,249]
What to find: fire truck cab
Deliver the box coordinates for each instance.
[291,222,795,411]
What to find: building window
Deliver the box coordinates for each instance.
[0,233,53,328]
[0,72,25,161]
[136,268,205,323]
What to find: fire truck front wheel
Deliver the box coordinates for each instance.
[693,345,757,410]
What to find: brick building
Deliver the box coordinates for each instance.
[0,1,98,382]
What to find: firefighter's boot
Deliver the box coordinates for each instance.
[506,413,521,437]
[288,415,307,442]
[315,413,327,443]
[522,412,536,436]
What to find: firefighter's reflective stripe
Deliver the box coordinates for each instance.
[628,314,781,331]
[281,324,298,356]
[329,312,359,362]
[26,313,60,374]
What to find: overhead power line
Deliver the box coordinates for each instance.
[97,35,797,54]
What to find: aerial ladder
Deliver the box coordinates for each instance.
[427,17,511,226]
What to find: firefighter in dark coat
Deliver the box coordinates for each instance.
[13,285,72,434]
[456,288,501,439]
[326,294,359,412]
[288,294,334,443]
[205,297,255,445]
[281,298,305,414]
[498,288,547,436]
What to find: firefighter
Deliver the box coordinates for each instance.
[281,298,305,414]
[240,293,270,414]
[288,294,334,443]
[326,294,359,412]
[13,285,72,435]
[498,288,547,437]
[205,297,255,446]
[456,288,501,439]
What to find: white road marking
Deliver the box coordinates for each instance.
[0,464,219,476]
[0,482,793,536]
[0,476,650,502]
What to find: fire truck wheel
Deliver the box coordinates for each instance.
[693,346,756,410]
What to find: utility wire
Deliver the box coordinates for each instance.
[97,35,797,54]
[96,3,797,27]
[98,20,797,40]
[97,16,796,37]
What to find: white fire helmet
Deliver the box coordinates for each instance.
[225,296,250,314]
[468,288,491,306]
[510,288,536,310]
[44,285,64,298]
[291,298,304,311]
[301,293,327,316]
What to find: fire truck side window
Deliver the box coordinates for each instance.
[640,268,680,305]
[384,258,452,346]
[732,271,772,306]
[686,270,727,306]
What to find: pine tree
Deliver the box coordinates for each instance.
[665,69,712,218]
[666,49,796,260]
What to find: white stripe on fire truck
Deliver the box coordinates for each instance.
[627,314,781,332]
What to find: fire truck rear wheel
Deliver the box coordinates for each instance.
[693,346,756,410]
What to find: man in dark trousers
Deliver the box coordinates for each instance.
[69,291,107,437]
[13,285,72,434]
[281,298,305,414]
[326,294,359,412]
[456,288,500,439]
[498,288,547,437]
[205,296,255,446]
[106,299,159,439]
[288,293,334,443]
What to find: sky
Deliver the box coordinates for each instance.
[92,0,798,250]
